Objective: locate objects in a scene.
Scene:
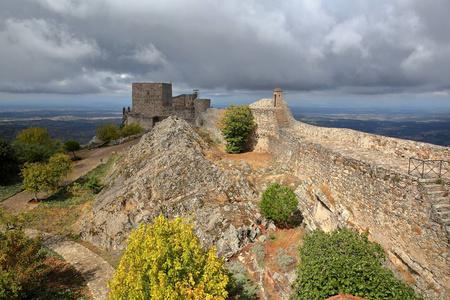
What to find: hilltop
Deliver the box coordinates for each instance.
[75,94,449,299]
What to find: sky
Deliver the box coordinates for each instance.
[0,0,449,109]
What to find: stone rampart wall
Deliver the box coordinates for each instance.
[125,113,155,129]
[172,94,195,107]
[199,98,449,298]
[290,118,449,161]
[194,99,211,119]
[197,108,225,144]
[163,107,196,120]
[270,129,449,298]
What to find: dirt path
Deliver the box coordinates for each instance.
[26,229,115,300]
[2,139,141,299]
[0,138,140,214]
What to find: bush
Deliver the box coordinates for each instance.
[108,215,229,299]
[292,228,423,300]
[0,229,48,299]
[259,183,298,226]
[119,122,143,137]
[96,121,120,143]
[85,176,104,194]
[13,127,60,164]
[220,105,254,153]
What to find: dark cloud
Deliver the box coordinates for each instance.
[0,0,449,99]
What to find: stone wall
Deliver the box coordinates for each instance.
[194,99,211,119]
[273,130,448,298]
[125,83,211,131]
[131,83,172,117]
[291,119,449,161]
[172,94,195,107]
[243,99,449,299]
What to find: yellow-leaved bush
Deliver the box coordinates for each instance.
[108,215,229,300]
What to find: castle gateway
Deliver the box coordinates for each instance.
[122,83,211,130]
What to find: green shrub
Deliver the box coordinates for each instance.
[0,229,48,299]
[292,228,423,300]
[85,176,104,194]
[119,123,143,138]
[220,105,254,154]
[96,121,120,143]
[259,183,298,226]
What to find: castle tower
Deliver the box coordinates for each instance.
[273,88,282,107]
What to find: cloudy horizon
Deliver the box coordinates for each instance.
[0,0,449,109]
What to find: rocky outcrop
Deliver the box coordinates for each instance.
[76,117,261,257]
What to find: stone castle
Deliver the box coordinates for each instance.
[122,82,211,130]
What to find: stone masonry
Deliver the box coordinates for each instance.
[197,89,449,299]
[122,83,211,130]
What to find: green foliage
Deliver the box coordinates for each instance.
[108,215,229,299]
[14,126,60,164]
[259,183,298,225]
[21,153,73,201]
[0,139,20,184]
[12,142,58,164]
[220,105,254,153]
[12,127,60,164]
[0,229,48,299]
[96,121,120,143]
[84,176,104,194]
[63,140,81,157]
[119,122,143,137]
[16,126,53,146]
[226,262,258,299]
[292,228,423,300]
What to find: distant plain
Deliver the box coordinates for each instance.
[0,106,449,147]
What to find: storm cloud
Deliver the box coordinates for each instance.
[0,0,449,98]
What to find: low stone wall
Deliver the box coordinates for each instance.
[290,118,449,161]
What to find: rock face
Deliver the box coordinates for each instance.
[76,117,260,257]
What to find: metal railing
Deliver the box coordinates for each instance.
[408,158,450,178]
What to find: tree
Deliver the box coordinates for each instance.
[220,105,254,154]
[108,215,229,299]
[13,126,59,163]
[0,139,20,184]
[292,228,423,300]
[96,121,120,143]
[16,126,53,145]
[119,122,143,138]
[259,183,298,226]
[21,153,73,201]
[62,140,81,157]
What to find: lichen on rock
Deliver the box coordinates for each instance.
[76,116,261,257]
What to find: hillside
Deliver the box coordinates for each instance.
[77,117,265,255]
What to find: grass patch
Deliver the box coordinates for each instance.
[28,154,121,236]
[0,181,23,202]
